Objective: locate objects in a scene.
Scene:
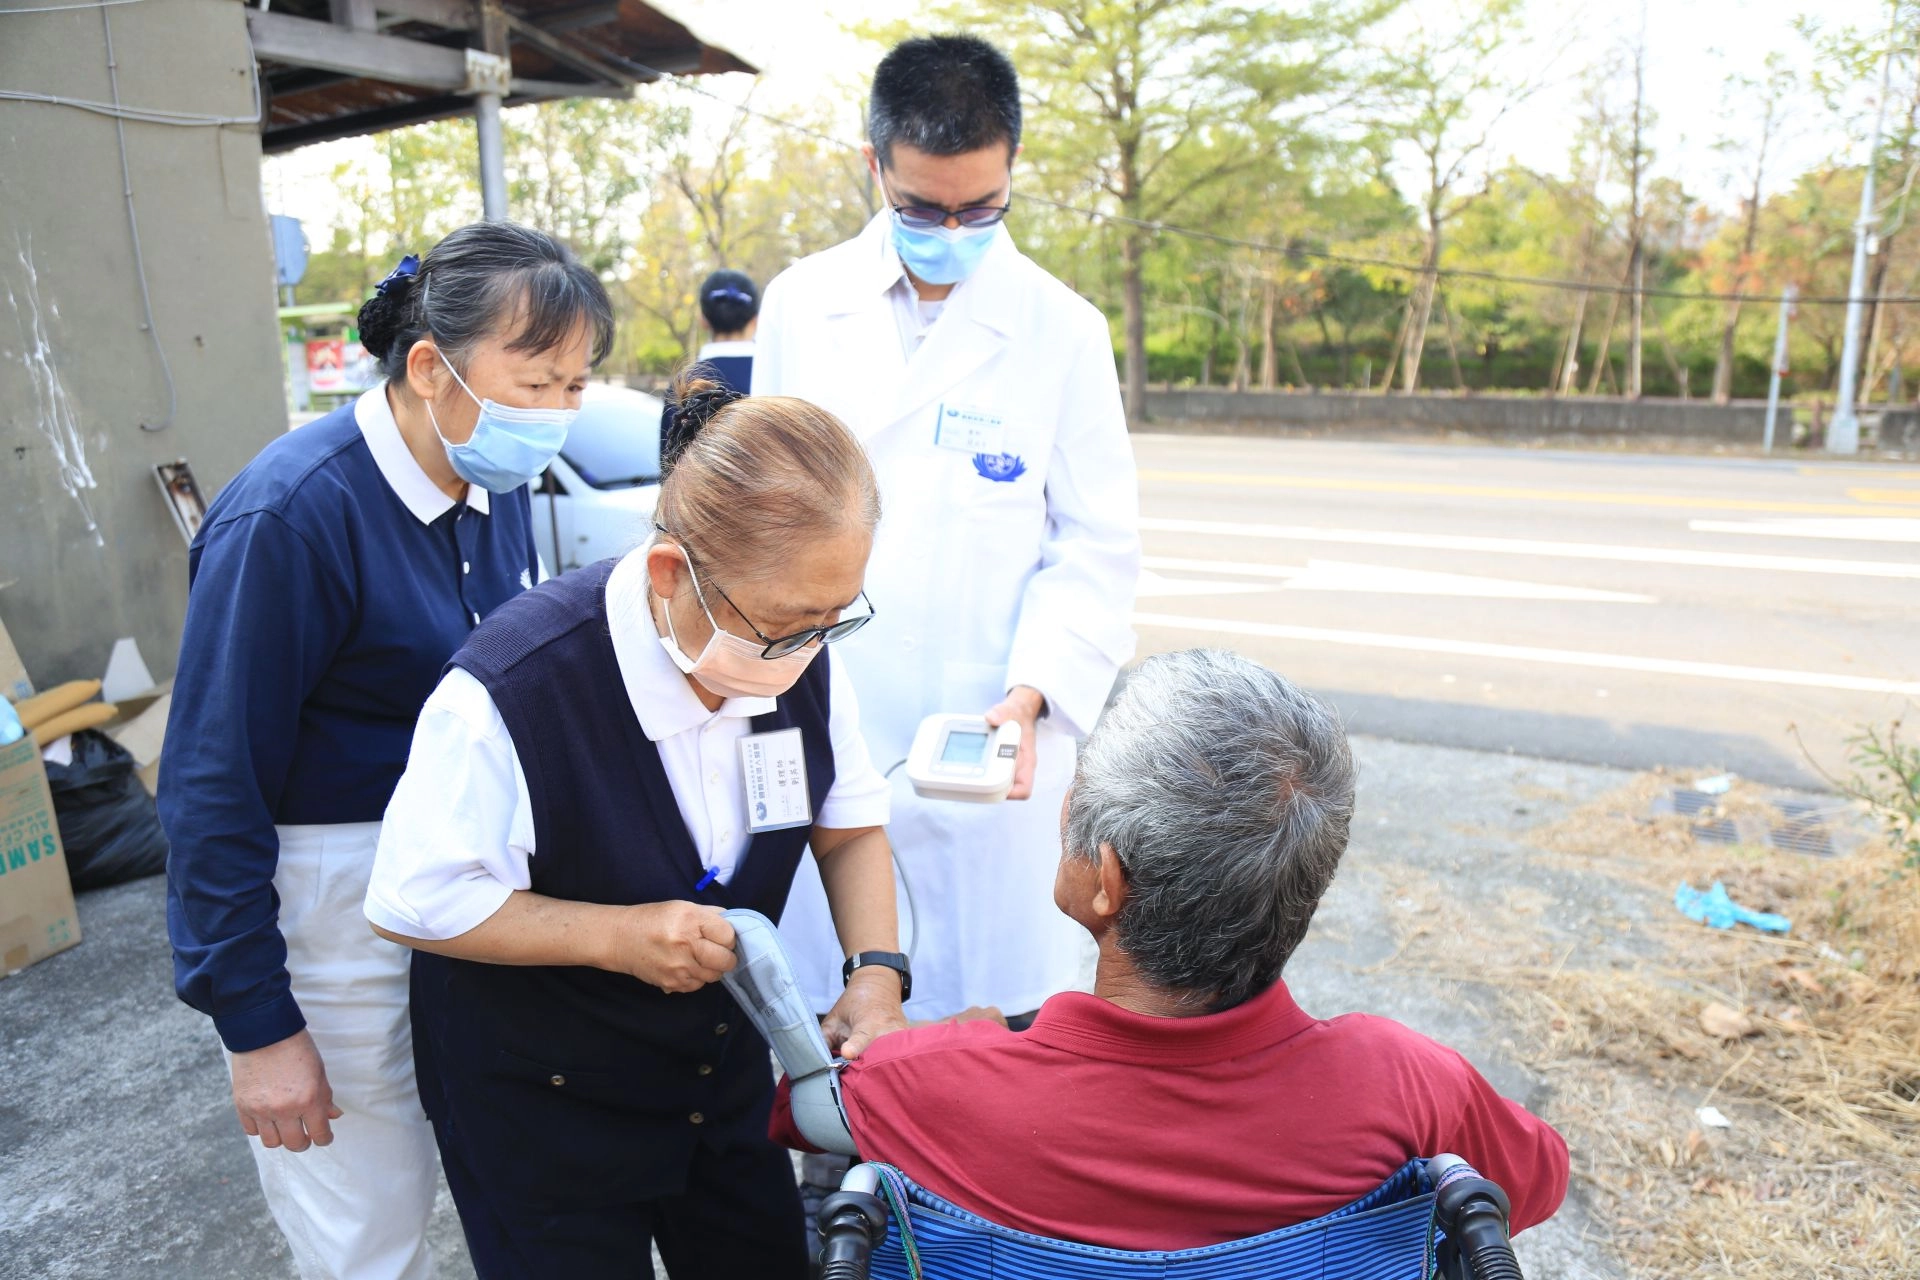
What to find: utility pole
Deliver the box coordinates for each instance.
[1627,5,1648,400]
[1830,11,1898,454]
[1764,285,1796,452]
[474,3,511,220]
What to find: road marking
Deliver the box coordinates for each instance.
[1137,469,1920,517]
[1139,516,1920,580]
[1845,488,1920,505]
[1143,556,1655,602]
[1797,466,1920,479]
[1688,518,1920,543]
[1135,570,1279,599]
[1133,612,1920,696]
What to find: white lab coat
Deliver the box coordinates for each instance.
[756,211,1141,1019]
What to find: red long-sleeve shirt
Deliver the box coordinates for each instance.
[773,979,1569,1251]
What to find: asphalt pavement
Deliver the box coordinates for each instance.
[1131,435,1920,787]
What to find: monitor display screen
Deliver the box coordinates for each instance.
[940,730,990,765]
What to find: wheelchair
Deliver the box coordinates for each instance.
[722,910,1526,1280]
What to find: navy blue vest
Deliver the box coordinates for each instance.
[409,558,835,1207]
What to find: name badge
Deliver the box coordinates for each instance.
[933,403,1007,455]
[741,727,812,833]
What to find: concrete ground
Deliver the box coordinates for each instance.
[0,733,1627,1279]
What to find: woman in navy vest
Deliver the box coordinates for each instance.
[366,374,908,1279]
[160,222,614,1280]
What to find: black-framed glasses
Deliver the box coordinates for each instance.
[669,535,877,659]
[880,170,1013,230]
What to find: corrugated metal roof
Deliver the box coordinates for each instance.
[255,0,753,152]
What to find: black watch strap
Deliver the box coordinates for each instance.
[842,950,911,1002]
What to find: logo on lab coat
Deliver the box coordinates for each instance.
[971,452,1026,483]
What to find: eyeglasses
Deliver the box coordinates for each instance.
[880,170,1013,230]
[670,537,877,659]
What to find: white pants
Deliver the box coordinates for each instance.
[229,822,438,1280]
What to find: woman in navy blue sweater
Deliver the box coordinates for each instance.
[159,222,613,1280]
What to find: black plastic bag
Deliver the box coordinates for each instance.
[44,729,169,891]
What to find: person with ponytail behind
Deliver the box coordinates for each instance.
[160,222,613,1280]
[365,372,907,1279]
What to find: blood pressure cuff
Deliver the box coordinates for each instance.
[720,909,858,1156]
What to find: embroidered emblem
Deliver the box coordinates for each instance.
[519,568,534,590]
[971,452,1026,483]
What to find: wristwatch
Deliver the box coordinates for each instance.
[842,951,912,1001]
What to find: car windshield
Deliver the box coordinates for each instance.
[561,399,661,489]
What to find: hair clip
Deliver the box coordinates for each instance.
[375,254,421,296]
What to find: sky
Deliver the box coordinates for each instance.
[261,0,1895,238]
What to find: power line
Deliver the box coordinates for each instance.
[625,57,1920,309]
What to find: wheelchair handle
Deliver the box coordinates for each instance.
[1427,1155,1524,1280]
[819,1164,890,1280]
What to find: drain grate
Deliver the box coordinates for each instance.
[1692,818,1741,845]
[1671,789,1721,816]
[1658,790,1844,856]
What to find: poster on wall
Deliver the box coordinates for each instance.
[305,339,377,395]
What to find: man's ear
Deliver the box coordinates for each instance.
[1092,842,1128,920]
[862,142,879,180]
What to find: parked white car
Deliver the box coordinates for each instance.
[532,383,663,573]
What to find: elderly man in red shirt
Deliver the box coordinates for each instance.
[774,648,1569,1252]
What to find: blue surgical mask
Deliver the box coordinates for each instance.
[427,351,577,493]
[891,215,1000,286]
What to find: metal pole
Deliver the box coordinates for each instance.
[475,92,508,219]
[1829,12,1898,454]
[1764,284,1795,452]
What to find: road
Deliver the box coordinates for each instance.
[1131,434,1920,787]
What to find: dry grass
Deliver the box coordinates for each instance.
[1383,771,1920,1278]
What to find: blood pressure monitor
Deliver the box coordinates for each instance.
[904,713,1022,803]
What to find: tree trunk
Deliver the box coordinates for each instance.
[1378,296,1413,394]
[1121,227,1148,425]
[1399,229,1441,394]
[1586,258,1633,396]
[1260,279,1279,389]
[1557,291,1590,396]
[1627,238,1644,399]
[1232,270,1254,392]
[1286,339,1308,386]
[1439,293,1466,391]
[1711,300,1742,404]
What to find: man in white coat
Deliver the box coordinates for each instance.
[756,35,1140,1037]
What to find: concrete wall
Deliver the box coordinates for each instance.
[0,0,286,689]
[1142,388,1774,444]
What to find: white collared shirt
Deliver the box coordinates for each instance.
[697,338,757,361]
[365,546,892,941]
[353,384,490,521]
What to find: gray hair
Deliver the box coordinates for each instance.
[1064,650,1355,1013]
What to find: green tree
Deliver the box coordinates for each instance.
[914,0,1395,422]
[1369,0,1549,393]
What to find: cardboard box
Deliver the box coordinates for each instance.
[0,733,81,975]
[0,602,32,705]
[105,686,170,798]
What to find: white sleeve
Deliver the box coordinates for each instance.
[749,269,790,396]
[1003,306,1142,738]
[815,651,893,831]
[365,667,536,940]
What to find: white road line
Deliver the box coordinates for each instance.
[1135,570,1280,599]
[1133,611,1920,696]
[1139,516,1920,580]
[1688,518,1920,543]
[1142,556,1655,603]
